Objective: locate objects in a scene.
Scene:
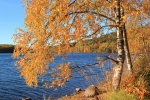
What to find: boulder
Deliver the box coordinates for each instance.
[75,88,81,92]
[84,85,99,97]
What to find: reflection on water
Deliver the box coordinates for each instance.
[0,53,113,100]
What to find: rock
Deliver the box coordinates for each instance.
[84,85,99,97]
[76,88,81,92]
[22,98,32,100]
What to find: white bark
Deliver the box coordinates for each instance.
[123,23,133,75]
[112,0,125,90]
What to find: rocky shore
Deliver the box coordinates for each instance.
[58,84,106,100]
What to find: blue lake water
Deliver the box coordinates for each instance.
[0,53,113,100]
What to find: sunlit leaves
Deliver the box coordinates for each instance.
[123,74,148,100]
[13,0,150,88]
[50,62,72,87]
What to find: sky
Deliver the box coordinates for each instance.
[0,0,25,44]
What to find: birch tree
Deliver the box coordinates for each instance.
[13,0,150,89]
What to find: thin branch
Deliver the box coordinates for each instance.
[92,11,115,23]
[68,0,77,7]
[106,56,118,64]
[71,56,118,70]
[47,55,118,76]
[82,25,116,38]
[68,10,115,22]
[68,13,78,32]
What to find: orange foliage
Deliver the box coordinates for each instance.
[50,62,72,88]
[13,0,150,88]
[127,22,150,55]
[123,74,147,100]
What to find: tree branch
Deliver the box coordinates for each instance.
[68,0,77,7]
[106,56,118,64]
[68,10,115,22]
[71,56,118,69]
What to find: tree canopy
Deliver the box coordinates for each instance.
[13,0,150,89]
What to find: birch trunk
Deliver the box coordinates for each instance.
[120,6,133,75]
[123,23,133,75]
[112,0,125,90]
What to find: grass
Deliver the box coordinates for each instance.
[103,90,138,100]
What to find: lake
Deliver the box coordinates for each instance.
[0,53,113,100]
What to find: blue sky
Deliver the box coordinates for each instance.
[0,0,25,44]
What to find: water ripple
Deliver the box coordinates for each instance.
[0,53,112,100]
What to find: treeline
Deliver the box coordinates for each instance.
[69,32,117,53]
[0,32,116,53]
[0,44,14,53]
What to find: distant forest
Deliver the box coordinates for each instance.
[0,32,116,53]
[69,32,117,53]
[0,44,14,53]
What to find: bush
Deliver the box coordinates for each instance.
[133,55,150,91]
